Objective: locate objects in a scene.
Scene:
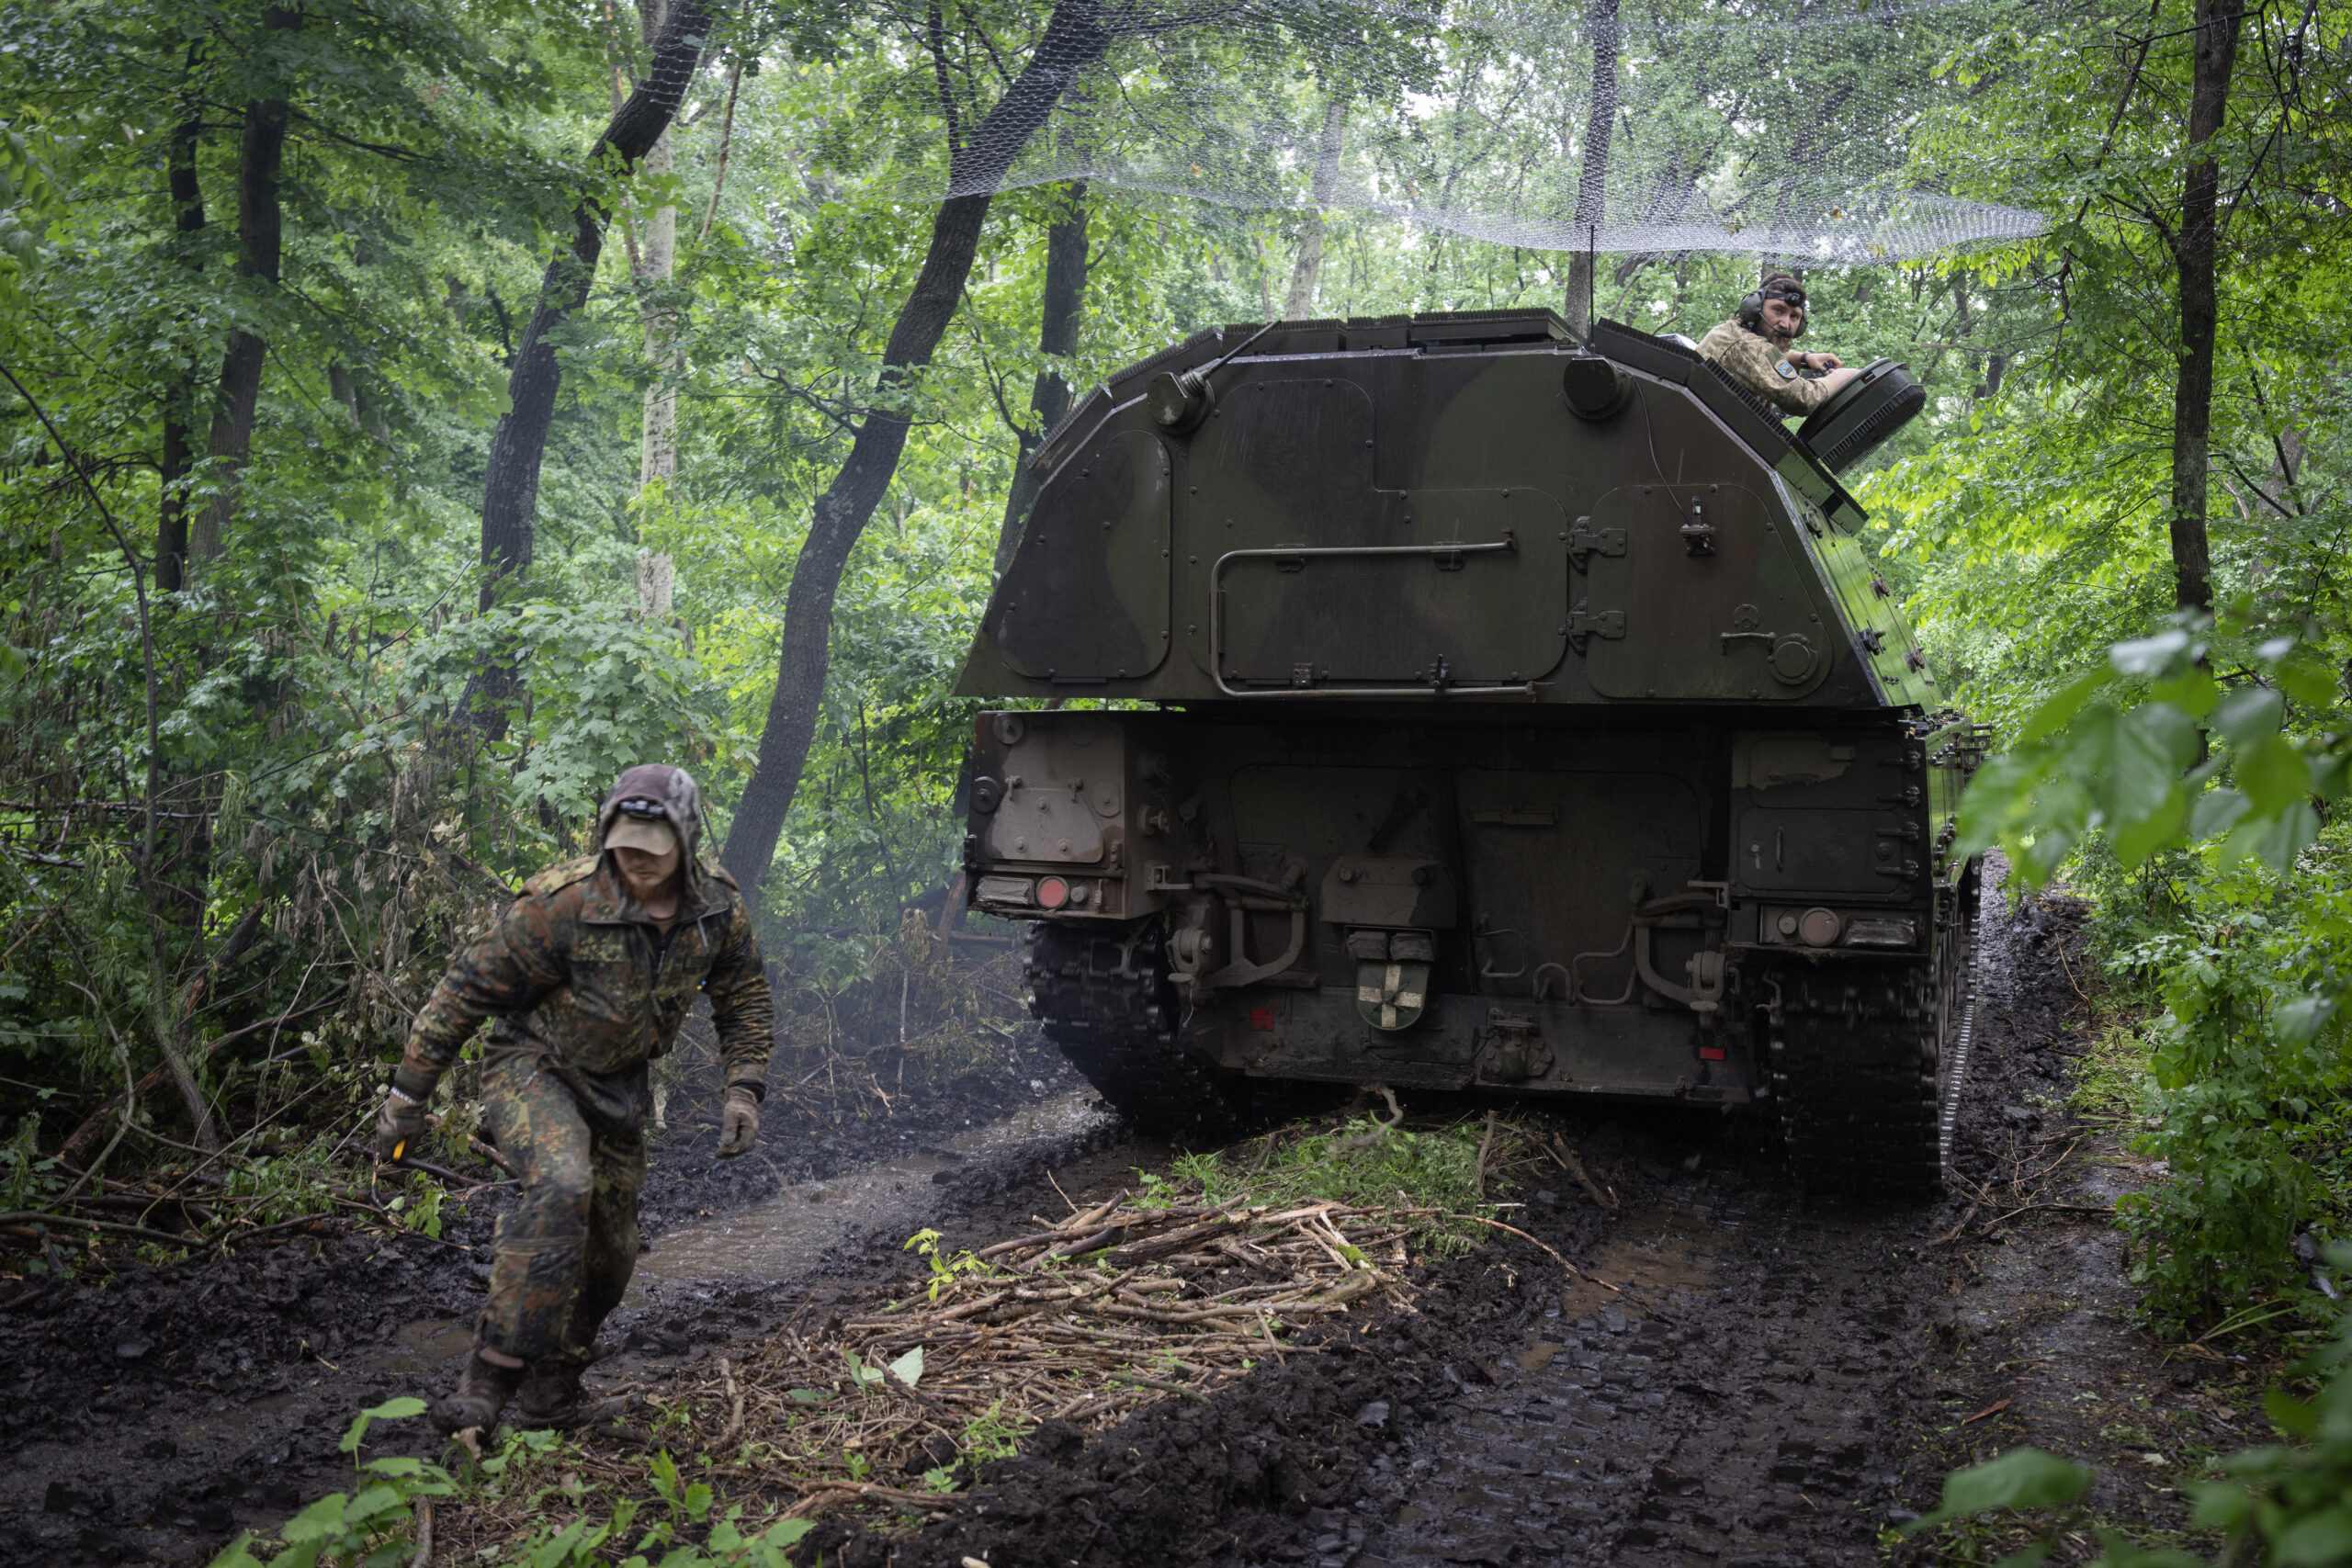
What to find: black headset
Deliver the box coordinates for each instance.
[1737,280,1807,339]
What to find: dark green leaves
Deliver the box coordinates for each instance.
[1959,611,2350,888]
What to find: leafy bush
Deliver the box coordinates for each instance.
[1959,608,2352,1330]
[2111,870,2352,1327]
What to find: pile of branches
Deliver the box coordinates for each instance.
[0,1112,516,1270]
[443,1185,1432,1554]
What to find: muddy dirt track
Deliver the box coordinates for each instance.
[3,867,2137,1568]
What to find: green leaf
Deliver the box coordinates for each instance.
[764,1518,817,1546]
[2150,663,2220,717]
[2274,994,2335,1044]
[2272,651,2338,709]
[2109,628,2193,676]
[2238,734,2312,816]
[2271,1506,2352,1565]
[2189,786,2251,840]
[2214,687,2285,745]
[2228,797,2320,874]
[340,1395,427,1457]
[2109,786,2185,867]
[278,1493,353,1543]
[2018,670,2111,745]
[888,1346,925,1387]
[1905,1448,2093,1533]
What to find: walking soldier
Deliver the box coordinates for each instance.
[374,764,775,1432]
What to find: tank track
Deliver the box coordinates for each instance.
[1765,914,1972,1201]
[1023,919,1248,1142]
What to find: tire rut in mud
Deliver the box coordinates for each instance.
[812,864,2069,1568]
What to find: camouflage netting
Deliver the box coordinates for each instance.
[839,0,2044,264]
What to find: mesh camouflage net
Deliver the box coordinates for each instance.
[837,0,2044,264]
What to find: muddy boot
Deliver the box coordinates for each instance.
[431,1348,524,1436]
[515,1362,628,1431]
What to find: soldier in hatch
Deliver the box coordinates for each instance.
[1696,272,1860,416]
[374,763,775,1434]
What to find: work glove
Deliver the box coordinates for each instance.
[716,1084,761,1159]
[375,1084,429,1165]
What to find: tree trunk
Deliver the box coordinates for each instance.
[994,182,1091,575]
[721,0,1111,903]
[638,125,682,489]
[634,0,681,491]
[157,85,206,595]
[1561,0,1619,340]
[2165,0,2242,612]
[187,6,299,569]
[1284,97,1346,317]
[469,0,713,731]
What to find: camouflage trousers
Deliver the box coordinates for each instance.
[478,1052,646,1369]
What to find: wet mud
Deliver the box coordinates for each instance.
[8,860,2179,1568]
[808,862,2142,1568]
[0,1041,1096,1567]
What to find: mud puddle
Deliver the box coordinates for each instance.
[628,1089,1108,1296]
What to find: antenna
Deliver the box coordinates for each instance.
[1587,223,1598,343]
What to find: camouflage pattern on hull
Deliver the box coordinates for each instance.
[956,309,1982,1199]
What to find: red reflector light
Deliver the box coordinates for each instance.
[1249,1007,1275,1032]
[1036,876,1069,909]
[1698,1046,1726,1061]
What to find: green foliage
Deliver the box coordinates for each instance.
[903,1224,995,1303]
[211,1399,455,1568]
[219,1404,817,1568]
[1954,611,2347,890]
[1176,1109,1499,1252]
[1910,1273,2352,1566]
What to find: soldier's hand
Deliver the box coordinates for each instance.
[1803,351,1843,372]
[375,1087,428,1164]
[716,1086,760,1159]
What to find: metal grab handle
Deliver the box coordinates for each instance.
[1202,904,1307,989]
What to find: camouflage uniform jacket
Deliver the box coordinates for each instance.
[395,854,774,1131]
[1696,319,1835,416]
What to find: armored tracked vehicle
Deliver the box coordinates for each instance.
[955,309,1981,1197]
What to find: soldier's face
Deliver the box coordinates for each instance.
[1760,298,1804,342]
[614,844,683,900]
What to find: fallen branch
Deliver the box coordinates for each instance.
[0,1207,200,1248]
[1453,1213,1619,1292]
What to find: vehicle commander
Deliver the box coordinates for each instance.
[1697,273,1860,416]
[375,763,775,1434]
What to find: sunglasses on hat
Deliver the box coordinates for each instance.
[615,797,669,821]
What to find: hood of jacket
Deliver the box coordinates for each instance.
[595,764,707,888]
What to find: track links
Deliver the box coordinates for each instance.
[1024,920,1248,1141]
[1765,961,1945,1201]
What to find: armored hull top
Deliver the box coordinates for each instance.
[957,309,1936,713]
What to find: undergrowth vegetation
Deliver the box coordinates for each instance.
[1904,1249,2352,1566]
